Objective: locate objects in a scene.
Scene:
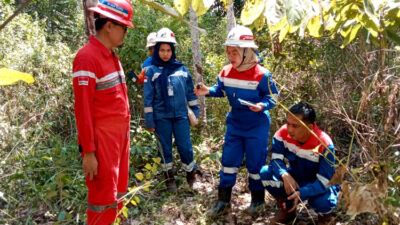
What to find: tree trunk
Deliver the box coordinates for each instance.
[226,0,236,33]
[83,0,98,39]
[189,6,207,125]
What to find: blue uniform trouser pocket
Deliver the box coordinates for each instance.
[155,117,196,172]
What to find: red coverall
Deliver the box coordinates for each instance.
[72,35,130,225]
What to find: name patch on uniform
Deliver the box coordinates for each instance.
[78,77,89,86]
[144,76,148,83]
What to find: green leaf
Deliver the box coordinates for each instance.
[135,172,144,181]
[122,206,128,218]
[174,0,191,15]
[251,14,266,31]
[192,0,212,17]
[45,190,58,199]
[240,0,266,25]
[279,23,290,42]
[286,0,303,26]
[0,68,34,86]
[137,0,206,34]
[341,24,362,48]
[307,15,323,37]
[144,163,152,170]
[386,27,400,45]
[358,14,379,37]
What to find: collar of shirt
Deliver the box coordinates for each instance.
[89,35,115,58]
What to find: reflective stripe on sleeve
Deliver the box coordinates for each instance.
[87,201,117,213]
[262,180,283,188]
[221,166,238,174]
[144,107,153,113]
[72,70,96,79]
[249,173,260,180]
[188,99,198,106]
[317,174,330,188]
[271,153,284,160]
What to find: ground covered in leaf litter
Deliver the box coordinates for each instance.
[125,146,383,225]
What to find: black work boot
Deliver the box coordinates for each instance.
[270,196,296,225]
[164,170,177,193]
[186,168,199,188]
[207,187,232,217]
[247,190,266,215]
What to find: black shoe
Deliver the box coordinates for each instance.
[186,168,201,188]
[164,170,177,193]
[247,190,266,215]
[207,187,232,217]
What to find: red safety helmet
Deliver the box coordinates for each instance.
[89,0,134,28]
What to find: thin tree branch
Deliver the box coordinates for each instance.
[0,0,33,32]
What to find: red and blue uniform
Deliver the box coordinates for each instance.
[208,64,278,191]
[72,35,130,224]
[260,124,340,214]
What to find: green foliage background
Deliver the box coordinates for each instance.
[0,0,399,224]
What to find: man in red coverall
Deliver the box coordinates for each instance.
[72,0,134,224]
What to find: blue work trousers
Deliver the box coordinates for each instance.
[260,165,340,213]
[155,116,197,172]
[219,118,269,191]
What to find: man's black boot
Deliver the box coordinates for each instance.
[247,189,266,215]
[207,187,232,216]
[164,170,177,193]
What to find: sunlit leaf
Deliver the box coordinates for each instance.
[152,157,161,164]
[144,163,152,170]
[174,0,191,15]
[279,23,290,42]
[122,206,128,218]
[192,0,212,17]
[0,68,34,86]
[264,0,285,25]
[341,24,362,48]
[307,15,323,37]
[241,0,266,25]
[130,200,137,206]
[138,0,206,34]
[145,172,151,179]
[286,0,303,26]
[269,16,287,32]
[134,196,141,204]
[251,14,266,31]
[358,14,379,37]
[143,187,150,192]
[135,173,144,181]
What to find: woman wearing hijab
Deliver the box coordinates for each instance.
[195,25,279,216]
[143,28,200,193]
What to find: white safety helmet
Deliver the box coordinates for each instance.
[155,27,178,45]
[223,25,258,49]
[146,32,157,48]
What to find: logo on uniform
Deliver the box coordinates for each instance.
[78,77,89,86]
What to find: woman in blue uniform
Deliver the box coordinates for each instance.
[144,28,199,192]
[195,25,279,215]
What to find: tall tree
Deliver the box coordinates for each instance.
[189,6,207,124]
[83,0,98,38]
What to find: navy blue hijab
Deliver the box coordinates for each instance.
[152,42,184,107]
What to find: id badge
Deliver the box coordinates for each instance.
[168,85,174,96]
